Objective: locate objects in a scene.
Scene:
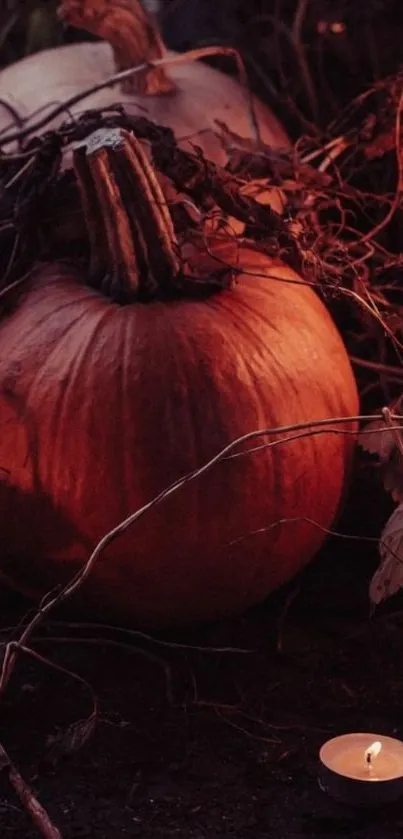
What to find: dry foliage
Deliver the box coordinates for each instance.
[2,7,403,833]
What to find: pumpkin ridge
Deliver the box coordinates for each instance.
[207,302,287,561]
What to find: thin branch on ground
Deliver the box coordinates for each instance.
[0,741,63,839]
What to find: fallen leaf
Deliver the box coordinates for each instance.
[359,399,403,500]
[46,710,96,763]
[359,417,397,461]
[370,503,403,604]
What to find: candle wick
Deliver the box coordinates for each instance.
[366,752,372,766]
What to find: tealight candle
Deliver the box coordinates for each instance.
[319,733,403,806]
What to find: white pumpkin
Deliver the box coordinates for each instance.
[0,0,289,166]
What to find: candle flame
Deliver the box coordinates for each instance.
[365,741,382,764]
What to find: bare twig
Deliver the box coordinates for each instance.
[17,621,252,655]
[0,741,63,839]
[291,0,318,122]
[346,90,403,250]
[351,357,403,380]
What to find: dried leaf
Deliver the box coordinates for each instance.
[215,119,263,155]
[381,449,403,503]
[370,503,403,604]
[359,417,396,461]
[0,747,10,771]
[385,311,403,337]
[359,400,403,500]
[46,711,96,763]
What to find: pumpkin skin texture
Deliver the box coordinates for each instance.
[0,251,358,628]
[0,42,288,164]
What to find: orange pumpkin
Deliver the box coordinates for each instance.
[0,127,358,628]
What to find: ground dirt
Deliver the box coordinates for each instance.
[1,3,403,838]
[1,469,403,839]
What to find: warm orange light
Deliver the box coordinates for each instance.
[317,20,346,35]
[365,741,382,765]
[330,21,346,34]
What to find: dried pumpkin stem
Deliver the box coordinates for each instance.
[58,0,174,94]
[73,127,180,301]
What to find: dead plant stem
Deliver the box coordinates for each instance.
[0,741,63,839]
[382,406,403,461]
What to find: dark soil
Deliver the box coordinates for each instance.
[1,470,403,839]
[2,4,403,837]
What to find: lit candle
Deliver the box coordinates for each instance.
[319,733,403,805]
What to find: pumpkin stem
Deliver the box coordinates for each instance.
[73,127,181,301]
[58,0,175,95]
